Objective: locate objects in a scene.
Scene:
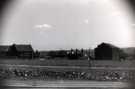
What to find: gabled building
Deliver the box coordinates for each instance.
[8,44,34,59]
[94,42,120,60]
[0,45,10,58]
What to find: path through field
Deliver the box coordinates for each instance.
[1,80,130,88]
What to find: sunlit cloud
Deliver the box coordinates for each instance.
[35,24,52,29]
[84,19,89,24]
[111,11,122,16]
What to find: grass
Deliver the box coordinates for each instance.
[0,58,135,68]
[0,59,135,82]
[0,58,90,67]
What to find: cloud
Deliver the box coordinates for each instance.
[84,19,89,24]
[35,24,52,29]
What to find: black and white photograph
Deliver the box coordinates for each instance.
[0,0,135,89]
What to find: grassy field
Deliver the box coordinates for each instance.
[0,58,90,67]
[0,87,130,89]
[1,80,129,88]
[0,58,135,68]
[0,59,134,89]
[0,63,135,81]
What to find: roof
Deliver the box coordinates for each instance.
[0,45,10,52]
[98,42,119,49]
[13,44,34,52]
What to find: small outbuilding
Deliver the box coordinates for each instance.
[94,42,120,60]
[8,44,34,59]
[0,45,10,58]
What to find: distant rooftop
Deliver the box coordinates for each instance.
[0,45,10,52]
[13,44,33,52]
[97,42,119,49]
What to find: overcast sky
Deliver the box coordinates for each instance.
[0,0,135,50]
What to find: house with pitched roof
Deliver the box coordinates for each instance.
[8,44,34,59]
[94,42,121,60]
[0,45,10,58]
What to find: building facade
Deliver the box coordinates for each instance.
[0,46,10,58]
[94,43,120,60]
[8,44,34,59]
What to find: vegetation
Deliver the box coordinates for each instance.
[0,65,135,81]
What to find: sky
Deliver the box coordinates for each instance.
[0,0,135,50]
